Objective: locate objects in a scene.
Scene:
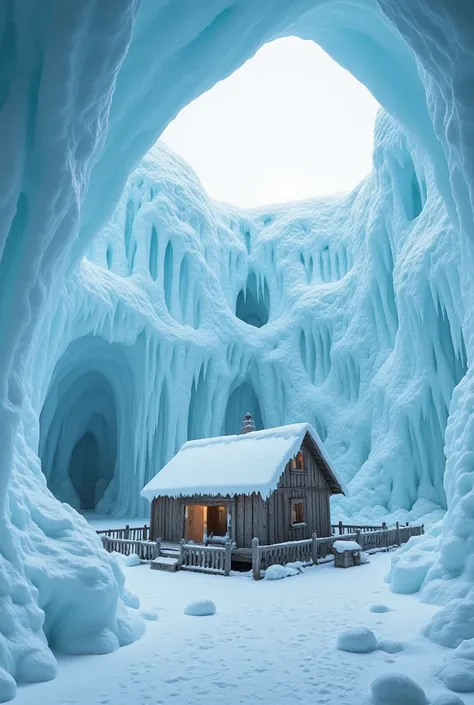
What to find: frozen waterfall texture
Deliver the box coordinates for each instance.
[0,0,474,699]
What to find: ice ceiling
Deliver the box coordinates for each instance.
[1,0,474,699]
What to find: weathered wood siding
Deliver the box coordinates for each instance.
[150,437,333,545]
[150,496,185,542]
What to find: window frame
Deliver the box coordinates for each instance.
[290,449,305,473]
[290,498,306,528]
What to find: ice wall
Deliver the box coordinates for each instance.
[1,0,474,698]
[35,113,461,527]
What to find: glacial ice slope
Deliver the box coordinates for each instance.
[1,0,474,698]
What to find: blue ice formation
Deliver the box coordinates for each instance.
[1,0,474,698]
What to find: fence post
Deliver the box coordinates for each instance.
[124,524,130,540]
[252,537,261,581]
[381,521,387,530]
[338,520,343,535]
[395,521,400,546]
[356,529,361,549]
[179,539,186,567]
[311,532,318,565]
[406,521,409,527]
[421,524,425,535]
[224,540,232,576]
[143,524,148,541]
[155,538,162,560]
[100,536,109,552]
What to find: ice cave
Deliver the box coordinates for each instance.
[1,0,474,702]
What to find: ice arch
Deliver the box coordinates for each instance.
[0,0,473,697]
[224,379,264,435]
[39,336,134,516]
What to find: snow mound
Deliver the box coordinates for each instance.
[334,540,362,553]
[370,604,391,613]
[336,627,377,653]
[122,588,140,610]
[423,600,474,647]
[437,638,474,693]
[390,551,434,594]
[124,553,141,567]
[184,600,216,617]
[438,661,474,694]
[361,552,371,565]
[377,639,404,654]
[370,673,427,705]
[0,669,16,704]
[140,610,159,621]
[264,564,299,581]
[285,561,304,572]
[431,695,466,705]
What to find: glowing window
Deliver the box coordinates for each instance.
[291,451,305,471]
[292,500,305,526]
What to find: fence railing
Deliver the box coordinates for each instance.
[252,522,424,579]
[179,539,232,576]
[332,521,385,535]
[96,524,150,541]
[101,536,159,561]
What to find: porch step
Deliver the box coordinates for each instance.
[150,556,179,572]
[160,549,180,559]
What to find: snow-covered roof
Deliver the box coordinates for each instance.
[141,423,345,501]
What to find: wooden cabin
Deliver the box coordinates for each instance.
[141,414,345,549]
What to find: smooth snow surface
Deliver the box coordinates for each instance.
[141,423,342,500]
[183,600,216,617]
[15,554,474,705]
[2,0,474,694]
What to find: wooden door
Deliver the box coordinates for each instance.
[185,505,205,543]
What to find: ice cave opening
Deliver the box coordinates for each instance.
[160,36,378,208]
[38,335,134,515]
[223,379,264,435]
[235,271,270,328]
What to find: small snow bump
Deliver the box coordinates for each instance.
[336,627,377,653]
[370,604,391,613]
[371,673,427,705]
[431,695,466,705]
[0,668,16,703]
[140,610,159,621]
[124,553,141,567]
[264,564,299,581]
[377,639,404,654]
[184,600,216,617]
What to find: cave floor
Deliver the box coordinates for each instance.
[16,553,471,705]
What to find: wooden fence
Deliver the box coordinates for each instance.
[101,536,159,561]
[96,524,150,541]
[179,539,232,576]
[97,522,424,579]
[251,522,424,579]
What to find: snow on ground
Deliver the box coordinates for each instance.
[14,553,474,705]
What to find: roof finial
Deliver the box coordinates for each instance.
[240,412,256,435]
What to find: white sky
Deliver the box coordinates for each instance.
[161,37,380,209]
